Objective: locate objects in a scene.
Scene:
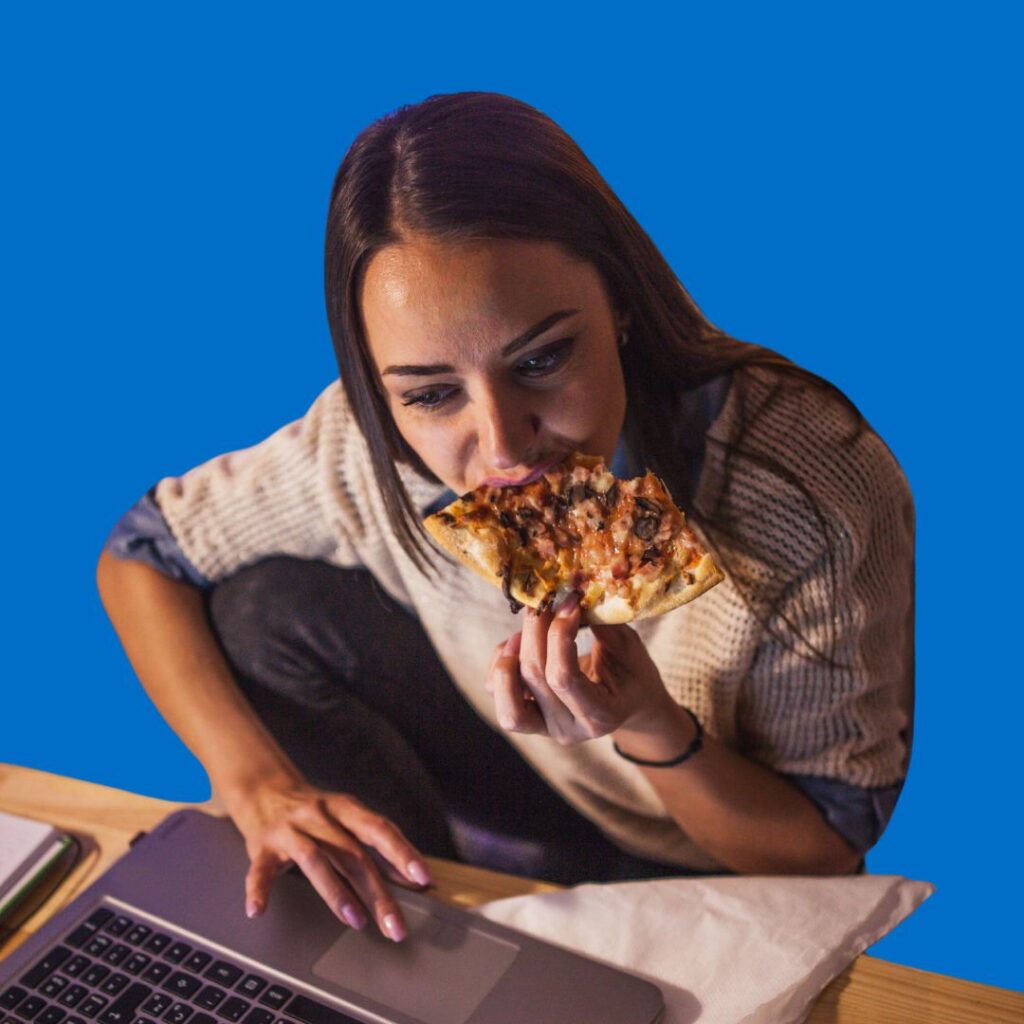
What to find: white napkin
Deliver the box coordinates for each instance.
[474,874,933,1024]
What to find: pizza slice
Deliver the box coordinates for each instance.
[423,452,724,624]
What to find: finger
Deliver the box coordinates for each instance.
[492,633,545,734]
[340,802,433,889]
[280,830,369,933]
[485,639,510,693]
[321,835,409,943]
[516,606,576,738]
[546,596,620,737]
[244,847,287,918]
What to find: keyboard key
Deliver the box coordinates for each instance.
[161,1004,191,1024]
[123,928,151,948]
[99,976,129,997]
[83,939,111,959]
[65,1017,86,1024]
[104,948,131,968]
[61,959,90,979]
[78,996,108,1020]
[131,1019,156,1024]
[1,989,27,1011]
[178,955,206,977]
[161,977,199,1002]
[138,967,168,988]
[104,919,132,938]
[21,948,72,988]
[64,930,94,951]
[241,1010,272,1024]
[190,1016,214,1024]
[233,980,264,1002]
[200,966,239,990]
[217,999,249,1023]
[15,997,47,1021]
[65,912,114,950]
[139,997,170,1019]
[283,995,363,1024]
[142,937,169,957]
[39,976,69,999]
[97,983,152,1024]
[193,989,223,1012]
[257,989,290,1012]
[162,947,189,967]
[80,967,109,989]
[122,956,149,978]
[58,987,89,1009]
[37,1008,66,1024]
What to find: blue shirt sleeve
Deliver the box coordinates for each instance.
[786,773,903,855]
[103,489,212,589]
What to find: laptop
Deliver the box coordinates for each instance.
[0,810,664,1024]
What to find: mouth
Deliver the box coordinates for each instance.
[479,454,567,488]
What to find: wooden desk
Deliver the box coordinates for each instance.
[2,764,1020,1023]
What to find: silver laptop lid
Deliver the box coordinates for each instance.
[1,811,664,1024]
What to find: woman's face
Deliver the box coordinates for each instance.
[360,235,629,496]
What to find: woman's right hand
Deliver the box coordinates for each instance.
[223,777,433,943]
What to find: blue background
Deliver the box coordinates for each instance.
[2,2,1020,993]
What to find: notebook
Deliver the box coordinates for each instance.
[0,811,75,920]
[0,809,665,1023]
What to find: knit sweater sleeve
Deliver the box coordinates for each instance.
[152,382,373,584]
[720,369,915,789]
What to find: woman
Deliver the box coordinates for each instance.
[97,92,914,944]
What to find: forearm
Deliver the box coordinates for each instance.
[614,698,861,875]
[96,550,302,804]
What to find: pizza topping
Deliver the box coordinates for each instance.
[633,515,659,541]
[640,545,661,565]
[500,563,523,614]
[430,452,717,618]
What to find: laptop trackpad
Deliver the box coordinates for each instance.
[312,902,519,1024]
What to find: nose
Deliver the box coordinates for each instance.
[476,385,540,470]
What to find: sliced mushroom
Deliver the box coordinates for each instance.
[501,563,524,613]
[640,545,661,565]
[635,496,662,515]
[634,516,659,541]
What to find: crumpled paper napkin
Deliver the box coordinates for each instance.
[474,874,933,1023]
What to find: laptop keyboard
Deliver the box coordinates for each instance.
[2,909,364,1024]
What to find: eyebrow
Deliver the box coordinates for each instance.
[380,308,582,377]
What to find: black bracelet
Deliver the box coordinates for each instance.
[613,706,704,767]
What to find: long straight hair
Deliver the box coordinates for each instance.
[323,92,867,665]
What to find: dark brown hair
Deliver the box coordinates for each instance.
[323,91,868,664]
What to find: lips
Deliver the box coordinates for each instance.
[480,454,566,488]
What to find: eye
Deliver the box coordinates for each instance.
[515,337,575,376]
[400,386,457,411]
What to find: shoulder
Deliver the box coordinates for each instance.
[696,363,914,595]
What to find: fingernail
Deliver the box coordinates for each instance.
[407,860,431,886]
[245,900,261,919]
[341,903,367,930]
[383,913,407,942]
[557,592,579,618]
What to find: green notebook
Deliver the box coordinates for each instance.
[0,810,79,934]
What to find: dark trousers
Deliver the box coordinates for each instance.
[205,557,696,886]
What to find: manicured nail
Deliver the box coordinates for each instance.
[383,913,407,942]
[245,900,261,919]
[341,903,367,930]
[557,592,579,618]
[407,860,431,886]
[503,634,520,653]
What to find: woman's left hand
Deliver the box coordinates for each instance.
[485,591,672,744]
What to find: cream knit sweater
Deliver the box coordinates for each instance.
[155,365,914,870]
